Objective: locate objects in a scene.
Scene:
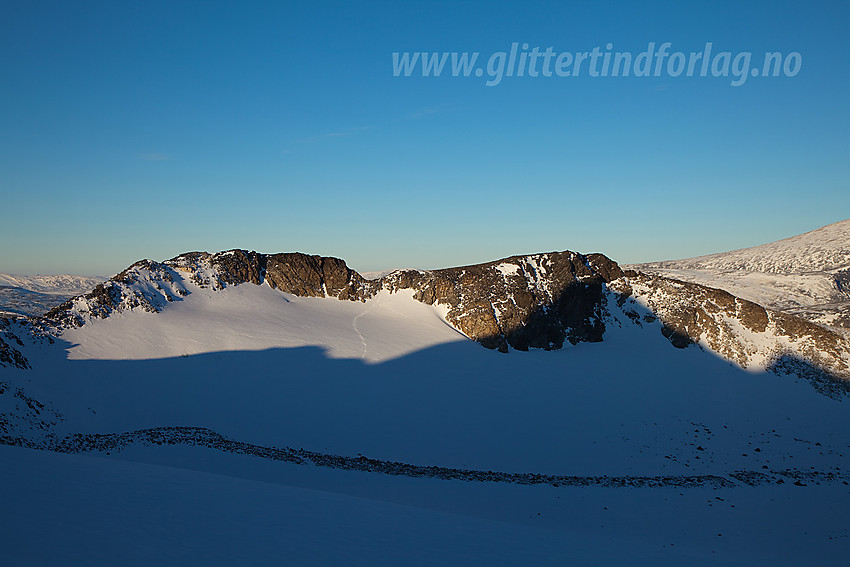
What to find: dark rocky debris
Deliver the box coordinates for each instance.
[0,317,30,370]
[2,425,840,489]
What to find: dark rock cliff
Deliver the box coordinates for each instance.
[0,317,30,370]
[383,252,623,352]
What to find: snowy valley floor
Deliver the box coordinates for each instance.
[3,444,849,566]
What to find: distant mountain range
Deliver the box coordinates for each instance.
[0,274,107,295]
[0,274,106,317]
[632,219,850,332]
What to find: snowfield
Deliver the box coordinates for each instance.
[4,443,849,567]
[61,286,464,363]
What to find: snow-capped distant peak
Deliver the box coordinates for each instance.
[637,218,850,275]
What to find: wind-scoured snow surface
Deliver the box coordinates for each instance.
[2,254,850,564]
[633,219,850,330]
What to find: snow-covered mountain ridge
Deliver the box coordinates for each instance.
[639,219,850,274]
[632,219,850,333]
[1,247,843,395]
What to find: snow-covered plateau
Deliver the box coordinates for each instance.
[633,219,850,333]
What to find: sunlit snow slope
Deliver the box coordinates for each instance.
[62,285,462,363]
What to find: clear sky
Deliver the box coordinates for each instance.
[1,0,848,275]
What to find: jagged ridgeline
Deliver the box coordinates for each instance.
[41,250,625,352]
[3,248,847,396]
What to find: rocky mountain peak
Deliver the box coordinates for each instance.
[383,251,624,352]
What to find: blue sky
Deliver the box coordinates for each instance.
[1,0,848,275]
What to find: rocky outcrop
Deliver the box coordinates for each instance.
[611,271,850,391]
[833,269,850,294]
[0,317,30,370]
[168,250,376,299]
[383,252,623,352]
[263,253,374,300]
[0,380,62,447]
[44,259,190,328]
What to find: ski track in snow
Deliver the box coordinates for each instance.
[352,293,379,359]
